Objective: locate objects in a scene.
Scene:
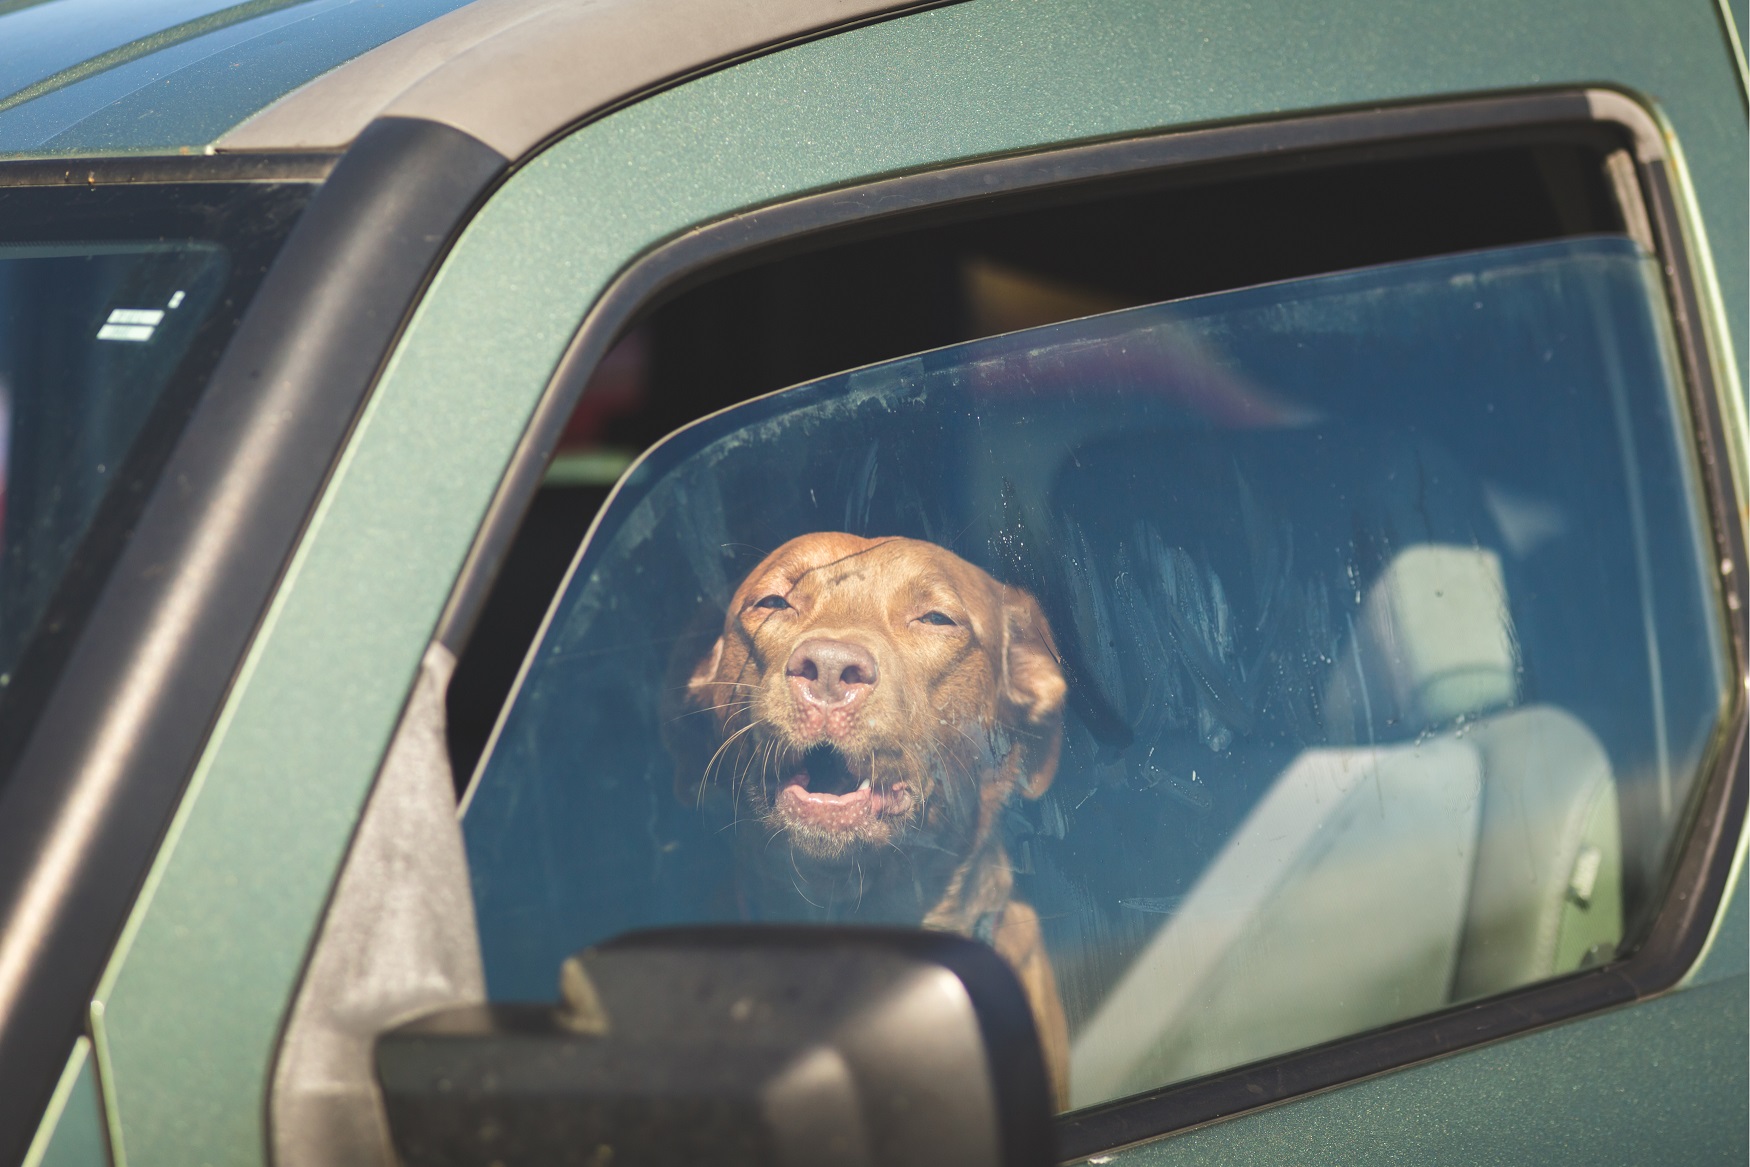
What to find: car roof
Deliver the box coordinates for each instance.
[0,0,918,162]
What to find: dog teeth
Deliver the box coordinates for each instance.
[857,777,871,792]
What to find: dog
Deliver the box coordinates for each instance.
[673,532,1070,1102]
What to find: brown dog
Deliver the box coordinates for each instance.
[676,532,1070,1102]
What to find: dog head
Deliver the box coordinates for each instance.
[680,532,1066,866]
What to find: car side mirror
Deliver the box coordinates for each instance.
[375,926,1056,1167]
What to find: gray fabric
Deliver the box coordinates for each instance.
[270,644,485,1167]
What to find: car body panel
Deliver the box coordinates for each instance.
[1109,856,1745,1163]
[1697,854,1749,991]
[1116,867,1745,1164]
[22,1038,104,1167]
[1727,0,1749,73]
[54,0,1747,1162]
[1113,969,1748,1166]
[0,0,475,157]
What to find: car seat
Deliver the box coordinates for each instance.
[1044,424,1622,1105]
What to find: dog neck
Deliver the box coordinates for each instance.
[733,824,1015,935]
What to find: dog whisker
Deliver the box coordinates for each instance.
[675,532,1071,1103]
[702,721,760,791]
[668,698,753,725]
[787,848,827,910]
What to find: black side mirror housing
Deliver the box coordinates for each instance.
[375,926,1056,1167]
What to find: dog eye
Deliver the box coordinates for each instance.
[917,611,958,626]
[753,594,791,610]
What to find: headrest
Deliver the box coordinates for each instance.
[1326,544,1518,737]
[1043,422,1501,750]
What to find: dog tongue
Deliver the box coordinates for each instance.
[780,772,885,817]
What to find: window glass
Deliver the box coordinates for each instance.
[0,241,228,680]
[444,140,1629,783]
[462,236,1727,1109]
[0,178,310,786]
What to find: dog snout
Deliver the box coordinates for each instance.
[786,638,879,711]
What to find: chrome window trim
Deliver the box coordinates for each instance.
[431,87,1747,1160]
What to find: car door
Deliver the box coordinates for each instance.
[21,1,1744,1164]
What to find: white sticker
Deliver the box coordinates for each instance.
[96,323,155,342]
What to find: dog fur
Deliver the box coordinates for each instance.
[673,532,1070,1102]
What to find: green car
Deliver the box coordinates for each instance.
[2,0,1745,1163]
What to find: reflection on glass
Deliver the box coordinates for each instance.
[0,241,227,680]
[463,237,1727,1110]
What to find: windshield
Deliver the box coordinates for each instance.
[463,235,1729,1110]
[0,241,227,674]
[0,178,310,767]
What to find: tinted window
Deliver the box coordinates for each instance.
[0,241,227,677]
[462,237,1726,1108]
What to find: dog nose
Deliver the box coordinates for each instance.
[786,638,879,707]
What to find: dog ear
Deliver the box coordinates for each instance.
[687,636,725,701]
[661,633,727,804]
[1001,587,1066,798]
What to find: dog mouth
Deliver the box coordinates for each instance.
[775,743,912,828]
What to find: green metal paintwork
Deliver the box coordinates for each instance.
[1726,0,1749,79]
[83,0,1747,1162]
[1112,973,1749,1166]
[23,1039,109,1167]
[1111,869,1746,1166]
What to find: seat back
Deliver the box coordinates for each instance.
[1068,736,1484,1104]
[1336,545,1624,998]
[1052,434,1622,1103]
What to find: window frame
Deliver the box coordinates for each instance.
[436,87,1747,1158]
[0,125,505,1160]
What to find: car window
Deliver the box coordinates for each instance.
[460,235,1727,1110]
[0,179,311,786]
[0,240,226,681]
[445,139,1633,782]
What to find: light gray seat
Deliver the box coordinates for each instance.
[1452,705,1621,1000]
[1330,543,1624,998]
[1068,544,1622,1107]
[1068,735,1485,1104]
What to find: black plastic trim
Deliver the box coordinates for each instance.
[432,88,1749,1163]
[0,116,507,1165]
[1637,159,1749,666]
